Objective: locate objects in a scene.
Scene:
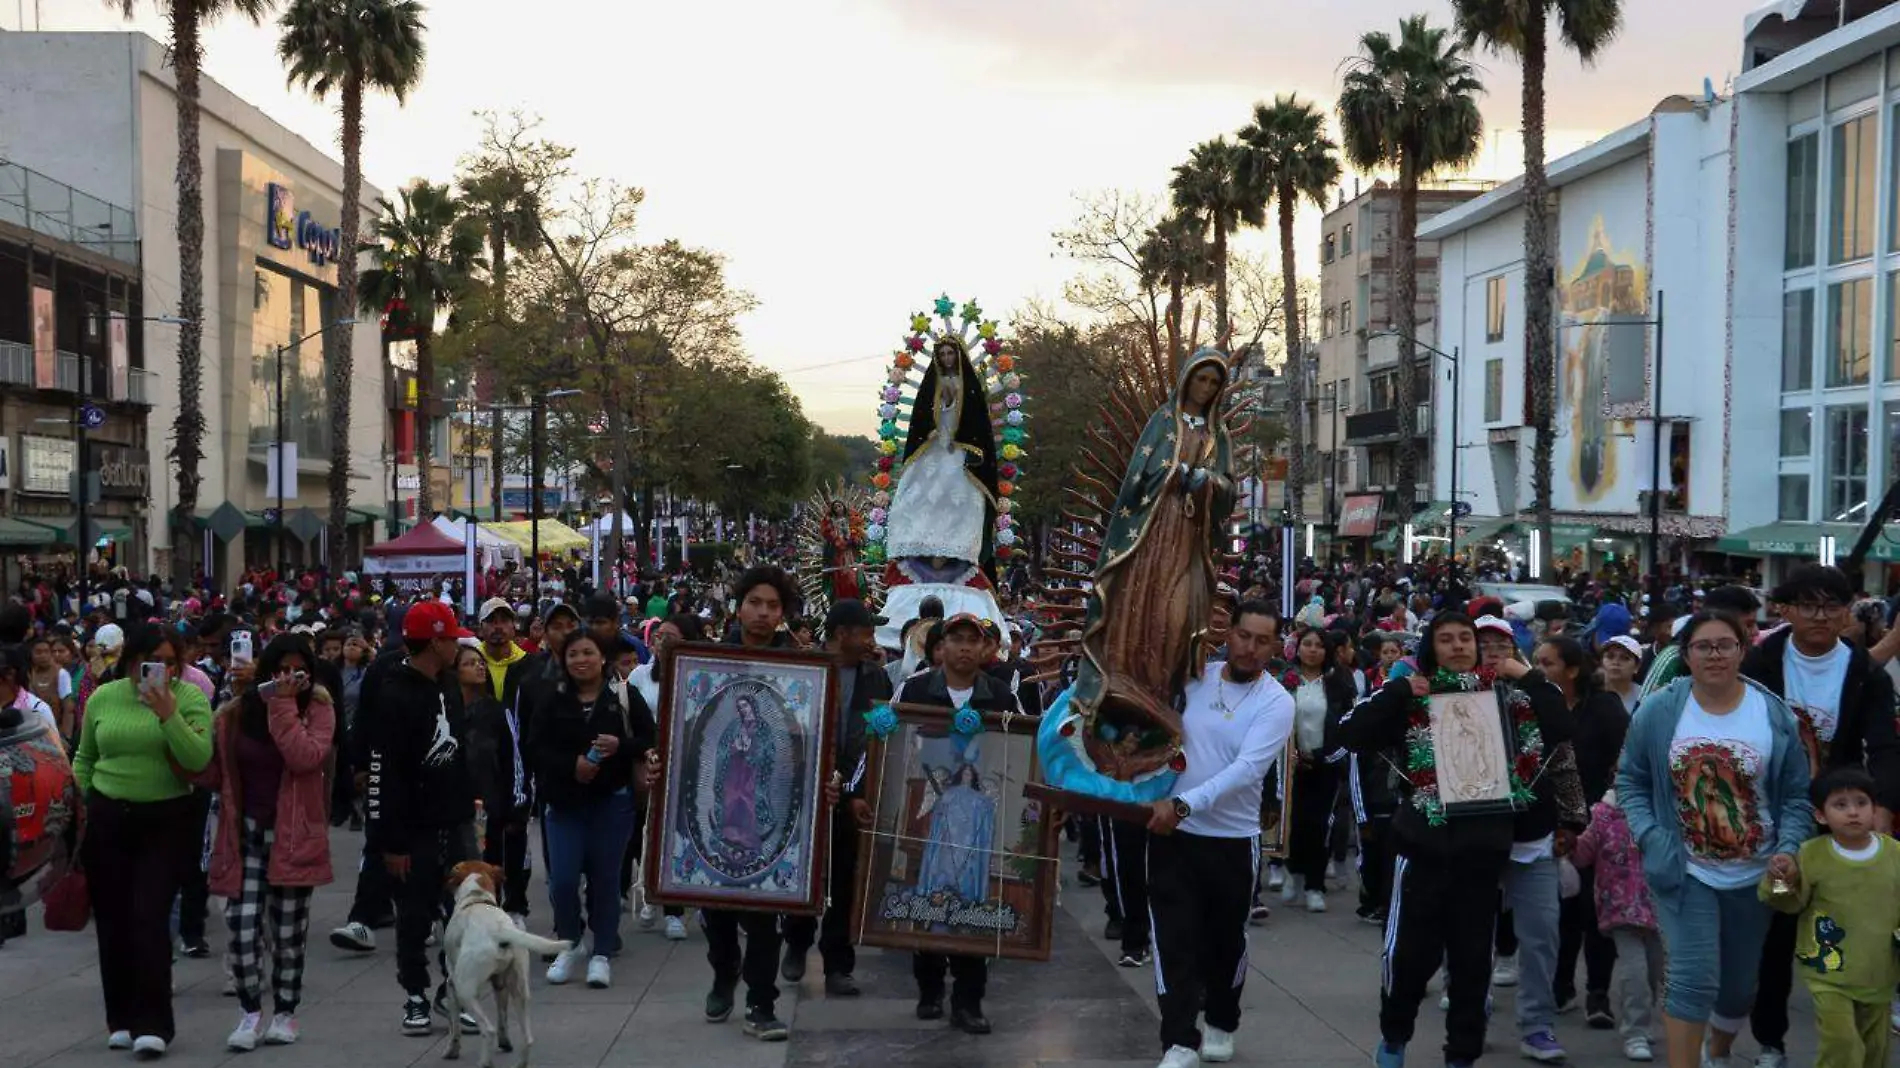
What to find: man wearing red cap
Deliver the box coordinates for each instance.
[362,600,482,1037]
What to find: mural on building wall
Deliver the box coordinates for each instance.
[1560,216,1647,504]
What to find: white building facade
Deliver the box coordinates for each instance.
[1424,0,1900,586]
[0,31,387,580]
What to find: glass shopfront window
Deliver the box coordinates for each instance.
[1831,113,1877,264]
[1824,405,1869,521]
[1827,279,1872,388]
[248,265,334,461]
[1788,133,1818,270]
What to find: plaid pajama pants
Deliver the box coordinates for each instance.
[224,816,314,1015]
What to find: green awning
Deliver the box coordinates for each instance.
[348,507,382,526]
[1716,522,1892,560]
[1551,524,1598,552]
[0,517,59,546]
[1454,515,1513,545]
[19,516,132,545]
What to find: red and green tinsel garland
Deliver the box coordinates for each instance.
[1404,667,1542,826]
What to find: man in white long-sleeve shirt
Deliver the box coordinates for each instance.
[1145,600,1295,1068]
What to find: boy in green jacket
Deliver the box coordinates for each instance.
[1760,767,1900,1068]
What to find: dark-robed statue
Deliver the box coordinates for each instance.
[885,334,1001,580]
[1067,348,1235,780]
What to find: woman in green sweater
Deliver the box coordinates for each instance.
[72,622,214,1059]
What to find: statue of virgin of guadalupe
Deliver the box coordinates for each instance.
[884,335,1001,579]
[1068,349,1236,780]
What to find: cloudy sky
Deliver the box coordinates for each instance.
[17,0,1762,435]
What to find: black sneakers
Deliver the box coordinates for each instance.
[916,997,945,1021]
[742,1007,789,1041]
[400,995,432,1036]
[705,985,735,1023]
[951,1006,992,1035]
[780,945,807,983]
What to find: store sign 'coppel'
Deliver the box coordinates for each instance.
[265,182,343,267]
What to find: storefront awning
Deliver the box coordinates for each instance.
[1715,522,1893,560]
[18,516,133,545]
[1551,524,1599,552]
[0,517,58,546]
[1455,515,1513,545]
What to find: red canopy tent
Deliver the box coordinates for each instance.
[363,523,464,576]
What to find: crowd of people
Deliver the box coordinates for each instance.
[8,548,1900,1068]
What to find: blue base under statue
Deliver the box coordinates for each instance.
[1035,687,1178,816]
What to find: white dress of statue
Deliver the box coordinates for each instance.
[885,365,986,564]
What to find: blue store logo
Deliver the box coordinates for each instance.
[265,182,343,267]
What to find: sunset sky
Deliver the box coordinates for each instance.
[14,0,1765,435]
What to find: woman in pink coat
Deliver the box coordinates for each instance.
[1571,790,1663,1062]
[197,633,334,1052]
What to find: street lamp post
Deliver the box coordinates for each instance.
[1371,331,1460,573]
[273,318,354,572]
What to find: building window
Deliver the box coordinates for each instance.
[1780,408,1812,458]
[1323,234,1336,263]
[1824,405,1869,521]
[249,264,333,462]
[1885,402,1900,514]
[1484,358,1503,422]
[1827,278,1873,387]
[1336,377,1352,411]
[1369,371,1396,411]
[1787,134,1819,270]
[1830,113,1877,264]
[1341,223,1354,255]
[1778,474,1809,521]
[1783,289,1815,391]
[1322,306,1336,339]
[1341,300,1353,334]
[1485,275,1507,342]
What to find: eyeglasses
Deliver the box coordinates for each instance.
[1688,639,1742,658]
[1787,602,1845,620]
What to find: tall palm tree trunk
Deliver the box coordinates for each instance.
[1279,191,1305,523]
[488,229,507,521]
[415,331,436,518]
[1167,271,1184,364]
[1522,4,1557,580]
[1395,154,1421,516]
[1212,221,1230,343]
[169,0,207,583]
[326,76,362,577]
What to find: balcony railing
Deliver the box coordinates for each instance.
[128,368,155,407]
[54,352,91,395]
[0,340,31,386]
[1344,405,1432,443]
[0,159,140,266]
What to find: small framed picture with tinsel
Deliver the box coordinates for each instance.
[848,702,1058,962]
[1425,689,1519,816]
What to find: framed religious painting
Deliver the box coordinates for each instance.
[849,702,1059,962]
[1259,735,1295,859]
[1425,688,1519,817]
[643,643,839,915]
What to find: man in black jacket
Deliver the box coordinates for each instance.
[1741,564,1900,1068]
[782,599,892,997]
[329,637,410,953]
[893,613,1017,1037]
[363,601,481,1037]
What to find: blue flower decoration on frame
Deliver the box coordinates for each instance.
[952,704,985,737]
[865,702,899,740]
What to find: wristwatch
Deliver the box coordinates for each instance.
[1171,797,1192,820]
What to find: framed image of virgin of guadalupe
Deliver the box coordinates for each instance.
[849,703,1059,962]
[1421,682,1526,819]
[643,644,839,915]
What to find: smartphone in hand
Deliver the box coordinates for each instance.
[230,631,254,668]
[139,661,167,693]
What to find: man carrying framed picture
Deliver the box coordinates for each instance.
[889,611,1024,1036]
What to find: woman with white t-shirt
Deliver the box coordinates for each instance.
[1616,612,1812,1068]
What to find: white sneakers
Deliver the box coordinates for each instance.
[264,1013,298,1045]
[1491,954,1520,987]
[1624,1035,1654,1061]
[1752,1051,1787,1068]
[1265,865,1286,891]
[637,903,658,929]
[586,955,611,989]
[1279,874,1302,903]
[1158,1045,1200,1068]
[108,1031,133,1050]
[545,946,587,985]
[228,1011,262,1051]
[132,1035,167,1057]
[1201,1026,1235,1062]
[664,916,688,941]
[1304,890,1327,913]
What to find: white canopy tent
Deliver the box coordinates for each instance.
[579,513,640,537]
[431,516,522,571]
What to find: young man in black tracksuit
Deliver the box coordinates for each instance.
[1740,564,1900,1068]
[782,598,892,997]
[329,638,409,952]
[1328,612,1574,1068]
[362,601,481,1037]
[893,613,1017,1036]
[1349,739,1400,923]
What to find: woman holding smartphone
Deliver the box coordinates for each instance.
[71,622,215,1058]
[198,633,335,1050]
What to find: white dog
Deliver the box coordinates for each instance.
[441,861,572,1068]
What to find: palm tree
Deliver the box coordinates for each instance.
[278,0,427,572]
[1453,0,1622,578]
[1338,15,1484,519]
[1240,95,1341,524]
[1170,137,1261,343]
[358,181,484,519]
[110,0,273,580]
[457,164,540,520]
[1136,214,1213,363]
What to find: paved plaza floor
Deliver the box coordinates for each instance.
[2,827,1827,1067]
